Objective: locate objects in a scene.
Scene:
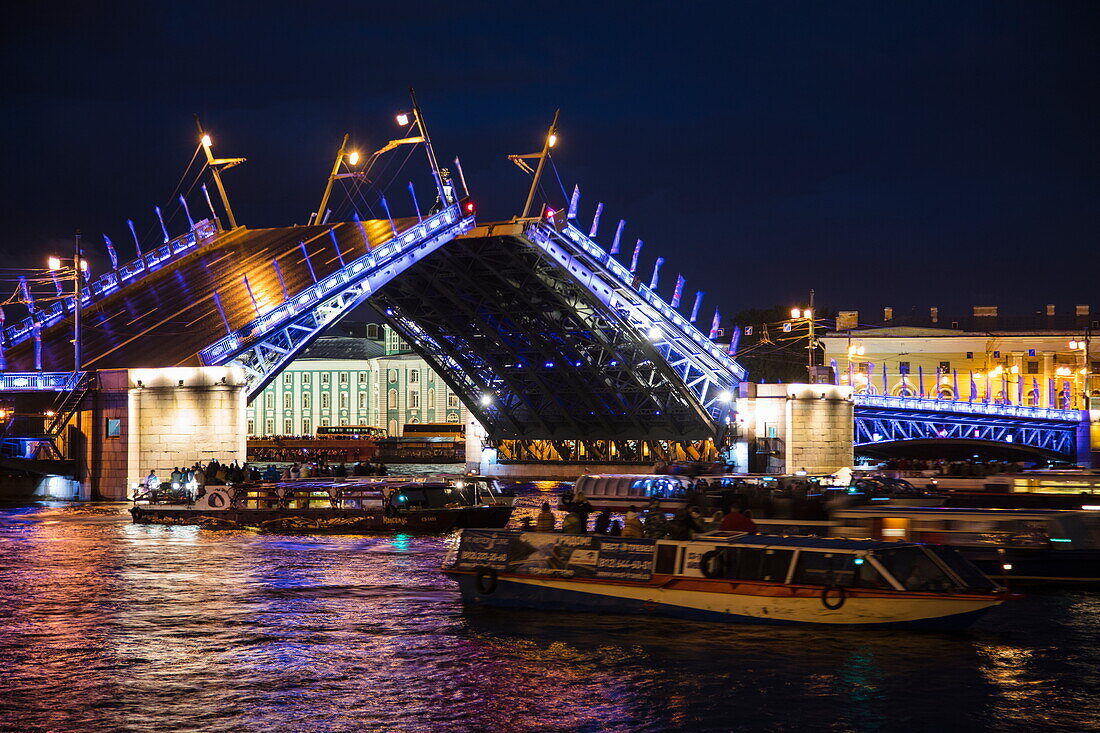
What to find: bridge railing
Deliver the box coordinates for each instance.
[853,393,1081,422]
[200,205,466,366]
[556,221,746,379]
[0,371,86,392]
[3,220,219,348]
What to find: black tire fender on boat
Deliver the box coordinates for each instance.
[475,566,498,595]
[821,585,846,610]
[700,549,725,579]
[208,492,226,508]
[384,503,398,519]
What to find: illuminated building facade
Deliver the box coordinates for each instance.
[245,325,469,437]
[821,305,1099,410]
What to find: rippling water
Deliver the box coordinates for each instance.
[1,502,1098,732]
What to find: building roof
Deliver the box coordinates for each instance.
[298,336,385,361]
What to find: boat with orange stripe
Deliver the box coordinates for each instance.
[444,531,1006,630]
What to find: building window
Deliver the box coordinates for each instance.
[264,418,274,435]
[339,392,348,410]
[321,393,330,409]
[359,371,368,384]
[388,419,398,436]
[340,418,348,426]
[966,352,973,360]
[283,373,293,385]
[303,418,312,435]
[339,372,349,384]
[283,393,292,409]
[993,351,1000,359]
[302,393,311,409]
[388,369,397,384]
[427,388,436,409]
[388,389,397,410]
[366,324,380,339]
[409,370,419,384]
[1025,390,1039,407]
[409,391,420,409]
[898,361,910,375]
[938,361,950,374]
[447,413,460,423]
[284,419,293,434]
[358,392,367,409]
[1026,360,1039,375]
[321,418,330,427]
[448,393,460,409]
[303,373,311,385]
[264,393,274,410]
[247,419,255,435]
[321,373,330,385]
[950,321,959,329]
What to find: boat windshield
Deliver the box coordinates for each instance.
[924,546,999,590]
[872,546,962,592]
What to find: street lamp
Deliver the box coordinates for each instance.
[47,231,88,371]
[791,290,818,379]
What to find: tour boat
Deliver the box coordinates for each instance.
[130,477,513,532]
[444,530,1006,629]
[829,506,1100,585]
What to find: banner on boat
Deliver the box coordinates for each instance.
[455,530,654,582]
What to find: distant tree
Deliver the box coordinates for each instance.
[725,305,834,384]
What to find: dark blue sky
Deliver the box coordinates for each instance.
[2,1,1097,319]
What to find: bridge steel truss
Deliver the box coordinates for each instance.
[369,217,745,446]
[198,204,475,398]
[854,402,1080,458]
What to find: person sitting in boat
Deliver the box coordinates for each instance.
[170,467,183,487]
[622,506,644,538]
[535,502,556,532]
[667,506,703,540]
[643,500,668,539]
[719,507,758,533]
[707,509,725,532]
[561,507,586,534]
[593,508,613,535]
[263,464,280,482]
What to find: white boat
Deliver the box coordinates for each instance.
[444,530,1006,630]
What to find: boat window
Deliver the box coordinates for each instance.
[723,548,793,582]
[792,552,857,587]
[924,546,998,589]
[654,544,678,574]
[874,546,961,592]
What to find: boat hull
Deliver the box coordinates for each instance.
[447,572,1001,630]
[130,505,513,532]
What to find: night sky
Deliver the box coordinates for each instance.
[2,1,1097,321]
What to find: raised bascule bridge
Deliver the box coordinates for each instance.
[0,111,1093,497]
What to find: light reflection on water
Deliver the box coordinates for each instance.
[0,502,1097,732]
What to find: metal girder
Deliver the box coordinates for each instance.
[527,220,745,420]
[199,204,474,399]
[371,229,729,441]
[854,407,1079,457]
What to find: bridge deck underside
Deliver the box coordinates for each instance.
[3,218,412,371]
[372,233,716,442]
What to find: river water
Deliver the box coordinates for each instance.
[1,501,1097,732]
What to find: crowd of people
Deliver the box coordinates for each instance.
[518,489,759,539]
[139,458,391,498]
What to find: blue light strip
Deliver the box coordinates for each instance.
[3,219,219,348]
[0,371,85,392]
[201,204,472,375]
[853,393,1081,423]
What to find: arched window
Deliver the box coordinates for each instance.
[427,388,435,409]
[388,419,398,436]
[890,383,915,397]
[408,417,419,424]
[388,370,397,384]
[388,389,397,410]
[937,387,955,400]
[447,413,460,423]
[1025,389,1039,407]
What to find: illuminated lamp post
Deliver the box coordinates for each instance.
[48,231,88,371]
[791,289,818,381]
